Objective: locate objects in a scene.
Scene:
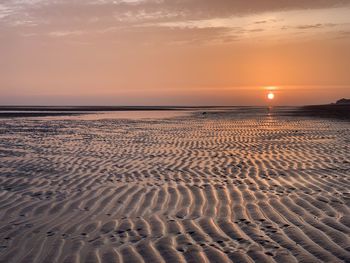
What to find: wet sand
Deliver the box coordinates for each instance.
[0,108,349,263]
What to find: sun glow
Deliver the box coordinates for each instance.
[267,92,275,100]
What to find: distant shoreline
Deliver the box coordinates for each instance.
[0,106,282,119]
[0,105,349,120]
[0,106,237,111]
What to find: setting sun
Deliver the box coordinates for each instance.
[267,92,275,100]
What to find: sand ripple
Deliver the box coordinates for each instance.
[0,110,350,263]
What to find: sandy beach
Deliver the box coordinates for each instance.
[0,108,349,263]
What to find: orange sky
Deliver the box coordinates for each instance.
[1,0,350,105]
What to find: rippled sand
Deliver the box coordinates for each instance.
[0,108,349,263]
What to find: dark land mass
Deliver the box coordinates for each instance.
[293,104,350,120]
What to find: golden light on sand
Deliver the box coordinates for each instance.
[267,92,275,100]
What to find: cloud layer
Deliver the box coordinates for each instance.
[1,0,350,43]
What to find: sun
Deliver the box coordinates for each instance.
[267,92,275,100]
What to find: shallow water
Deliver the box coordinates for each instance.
[0,110,191,120]
[0,108,349,263]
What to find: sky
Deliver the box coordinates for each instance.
[1,0,350,106]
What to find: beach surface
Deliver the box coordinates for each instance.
[0,108,349,263]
